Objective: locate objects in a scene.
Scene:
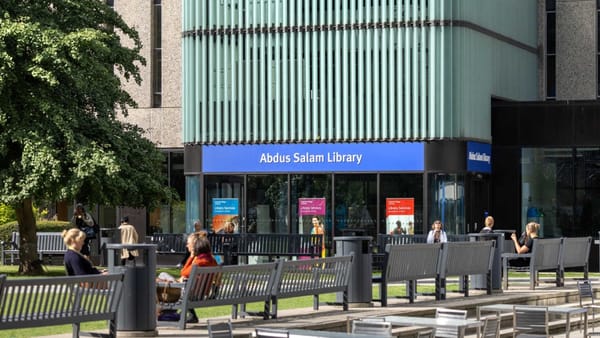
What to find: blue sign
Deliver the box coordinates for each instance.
[467,142,492,173]
[202,142,424,173]
[212,198,239,215]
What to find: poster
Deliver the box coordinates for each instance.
[386,198,415,235]
[212,198,239,233]
[298,198,326,235]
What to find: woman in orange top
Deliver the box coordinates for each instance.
[158,231,218,323]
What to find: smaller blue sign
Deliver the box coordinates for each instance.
[212,198,239,215]
[467,142,492,173]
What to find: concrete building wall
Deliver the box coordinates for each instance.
[115,0,183,149]
[556,0,597,100]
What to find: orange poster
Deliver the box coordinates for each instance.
[386,198,415,235]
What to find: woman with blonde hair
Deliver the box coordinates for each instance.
[63,228,106,276]
[509,222,539,267]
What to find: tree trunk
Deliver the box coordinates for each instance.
[14,198,45,275]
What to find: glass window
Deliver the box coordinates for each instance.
[333,174,377,238]
[291,174,331,234]
[204,175,244,233]
[427,174,465,235]
[380,174,424,234]
[247,175,288,234]
[521,148,571,238]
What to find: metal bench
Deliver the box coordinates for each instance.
[157,255,353,329]
[558,236,592,286]
[0,273,125,338]
[211,233,323,262]
[1,231,67,265]
[270,255,353,319]
[502,238,562,290]
[157,262,279,329]
[373,243,443,305]
[439,241,495,299]
[376,234,471,253]
[147,233,187,255]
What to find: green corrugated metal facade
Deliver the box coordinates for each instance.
[182,0,538,145]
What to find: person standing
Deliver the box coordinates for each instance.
[426,220,448,243]
[118,216,139,265]
[311,216,326,257]
[70,204,95,257]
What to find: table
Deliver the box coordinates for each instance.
[383,315,483,338]
[288,329,376,338]
[477,303,588,338]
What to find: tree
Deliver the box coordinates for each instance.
[0,0,175,274]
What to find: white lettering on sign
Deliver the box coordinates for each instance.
[259,152,363,165]
[468,151,491,164]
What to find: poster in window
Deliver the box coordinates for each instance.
[386,198,414,235]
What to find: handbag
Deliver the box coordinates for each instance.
[82,226,96,239]
[157,284,181,303]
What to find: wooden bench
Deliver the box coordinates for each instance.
[558,236,592,286]
[502,238,562,290]
[157,255,352,329]
[270,255,353,319]
[1,231,67,265]
[0,273,125,338]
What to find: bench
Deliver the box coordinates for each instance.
[373,243,443,306]
[502,238,562,290]
[210,233,323,262]
[157,255,352,329]
[558,236,592,286]
[373,241,495,306]
[147,233,187,255]
[0,273,125,338]
[439,241,495,299]
[376,233,471,253]
[1,231,67,265]
[270,255,353,319]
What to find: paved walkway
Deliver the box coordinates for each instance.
[37,277,598,338]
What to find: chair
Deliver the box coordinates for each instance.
[351,319,392,337]
[578,279,600,336]
[481,315,501,338]
[435,308,467,338]
[512,306,549,338]
[207,319,233,338]
[255,327,290,338]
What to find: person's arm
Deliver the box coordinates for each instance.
[83,213,94,227]
[511,234,531,254]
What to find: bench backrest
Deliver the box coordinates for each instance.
[272,255,353,298]
[149,233,187,253]
[0,273,125,330]
[384,243,443,282]
[440,241,495,277]
[530,238,562,271]
[8,232,66,251]
[560,236,592,269]
[182,262,278,308]
[377,234,470,252]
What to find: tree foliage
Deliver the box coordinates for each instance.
[0,0,175,274]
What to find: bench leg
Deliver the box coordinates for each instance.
[109,318,117,338]
[530,269,536,290]
[264,299,272,320]
[436,277,444,300]
[502,257,509,290]
[380,280,388,307]
[271,296,278,319]
[313,294,319,310]
[342,290,348,311]
[486,272,492,295]
[462,276,469,297]
[408,280,415,303]
[72,323,80,338]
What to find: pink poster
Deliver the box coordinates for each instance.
[298,198,326,217]
[298,197,326,256]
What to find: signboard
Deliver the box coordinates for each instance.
[212,198,239,233]
[298,198,326,235]
[467,141,492,173]
[386,198,415,235]
[202,142,424,173]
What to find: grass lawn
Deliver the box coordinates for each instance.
[0,265,595,338]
